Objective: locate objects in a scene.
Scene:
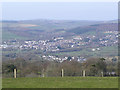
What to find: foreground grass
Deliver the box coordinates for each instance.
[2,77,118,88]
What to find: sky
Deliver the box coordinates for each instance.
[1,0,119,2]
[2,2,118,21]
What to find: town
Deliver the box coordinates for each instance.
[1,30,118,63]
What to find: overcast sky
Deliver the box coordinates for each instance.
[2,2,118,21]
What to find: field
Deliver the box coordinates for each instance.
[54,46,118,57]
[2,31,28,40]
[2,77,118,88]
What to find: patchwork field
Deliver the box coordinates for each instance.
[54,46,118,57]
[2,77,118,88]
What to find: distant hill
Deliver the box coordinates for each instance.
[1,19,118,40]
[66,23,118,34]
[104,20,118,23]
[2,19,103,31]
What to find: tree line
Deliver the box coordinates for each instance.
[2,57,118,78]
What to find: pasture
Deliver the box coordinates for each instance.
[2,77,118,88]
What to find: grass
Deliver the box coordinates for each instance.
[54,46,118,57]
[2,77,118,88]
[2,31,28,40]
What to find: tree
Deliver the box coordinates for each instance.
[84,58,106,76]
[4,64,16,73]
[67,56,72,61]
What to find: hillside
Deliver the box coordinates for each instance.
[1,19,117,41]
[66,23,118,35]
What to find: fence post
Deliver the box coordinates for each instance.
[83,70,86,77]
[101,71,104,77]
[62,69,64,77]
[43,74,45,77]
[14,69,17,78]
[42,68,45,77]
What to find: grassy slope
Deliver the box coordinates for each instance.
[54,46,118,57]
[2,77,118,88]
[2,31,28,40]
[2,20,102,41]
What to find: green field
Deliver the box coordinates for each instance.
[2,77,118,88]
[54,46,118,57]
[2,31,28,40]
